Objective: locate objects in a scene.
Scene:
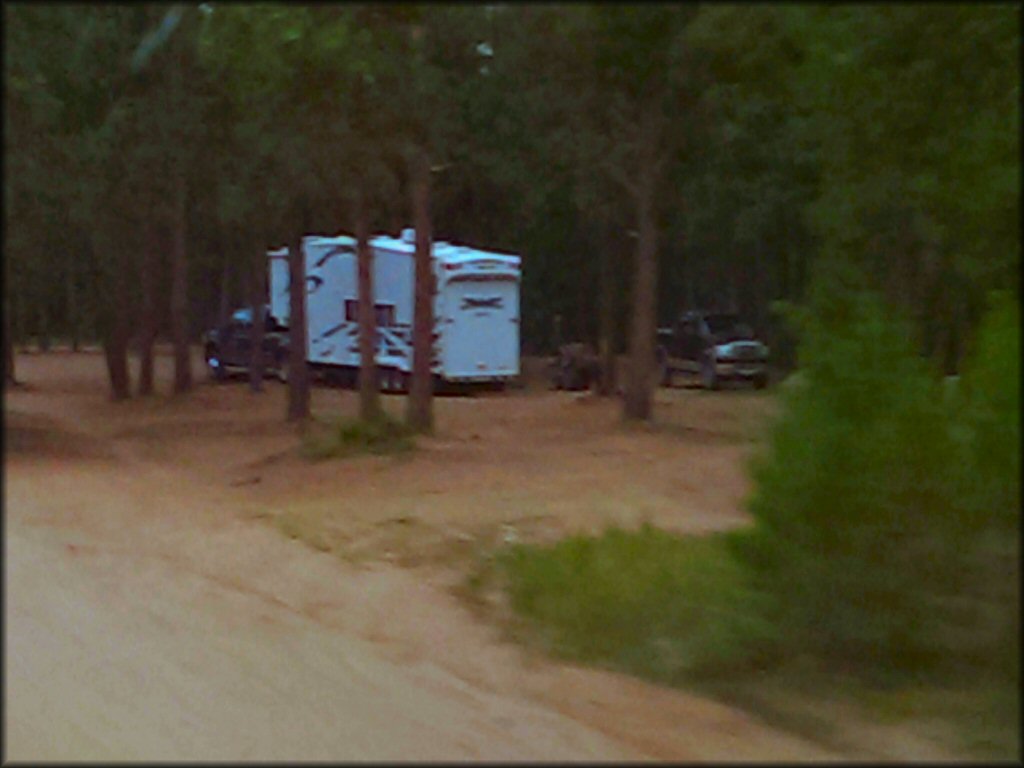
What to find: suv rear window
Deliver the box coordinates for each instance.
[705,314,739,335]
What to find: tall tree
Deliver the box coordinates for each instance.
[621,99,663,420]
[396,9,468,433]
[137,211,159,395]
[286,222,310,421]
[354,189,381,420]
[247,226,267,393]
[590,7,695,420]
[407,149,435,432]
[4,296,16,386]
[167,10,194,393]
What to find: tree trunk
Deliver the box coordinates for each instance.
[79,234,97,350]
[15,289,30,353]
[37,302,50,353]
[248,238,266,393]
[597,234,616,396]
[218,244,231,328]
[104,238,133,402]
[286,228,310,422]
[623,165,658,421]
[406,150,435,434]
[5,296,16,386]
[104,333,132,401]
[170,164,191,394]
[67,255,80,353]
[137,214,158,396]
[355,191,380,421]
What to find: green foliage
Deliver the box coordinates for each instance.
[491,291,1017,753]
[734,288,963,675]
[943,291,1021,676]
[5,5,1017,375]
[301,412,415,461]
[799,5,1020,367]
[498,525,776,682]
[731,284,1020,682]
[955,291,1021,518]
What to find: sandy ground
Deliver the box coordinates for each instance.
[3,349,936,760]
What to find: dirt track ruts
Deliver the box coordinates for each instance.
[6,351,843,761]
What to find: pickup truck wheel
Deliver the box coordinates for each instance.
[701,358,719,391]
[206,348,227,382]
[753,372,768,390]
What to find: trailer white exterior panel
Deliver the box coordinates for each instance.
[439,281,518,378]
[267,247,290,327]
[304,235,357,367]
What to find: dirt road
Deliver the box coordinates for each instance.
[5,351,839,761]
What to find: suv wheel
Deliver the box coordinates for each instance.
[660,360,672,388]
[701,357,719,391]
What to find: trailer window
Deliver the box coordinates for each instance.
[375,304,395,327]
[344,300,395,327]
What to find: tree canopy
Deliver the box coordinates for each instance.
[4,3,1019,392]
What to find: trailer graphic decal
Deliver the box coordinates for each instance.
[315,244,356,268]
[307,275,324,293]
[321,322,346,339]
[461,296,503,310]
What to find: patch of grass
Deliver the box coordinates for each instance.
[492,524,778,684]
[483,523,1019,759]
[301,412,416,461]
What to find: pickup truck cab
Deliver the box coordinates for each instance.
[657,311,769,390]
[202,305,290,382]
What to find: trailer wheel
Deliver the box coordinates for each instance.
[656,346,670,388]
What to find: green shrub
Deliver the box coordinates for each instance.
[487,287,1017,755]
[733,286,1019,680]
[942,291,1020,678]
[955,291,1021,524]
[301,412,415,460]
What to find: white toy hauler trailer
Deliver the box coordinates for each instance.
[267,228,521,390]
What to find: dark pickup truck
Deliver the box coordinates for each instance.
[202,305,290,382]
[656,310,769,390]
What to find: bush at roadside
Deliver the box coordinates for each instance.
[492,285,1019,699]
[301,412,416,460]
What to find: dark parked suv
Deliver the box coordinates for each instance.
[656,311,769,390]
[202,305,290,382]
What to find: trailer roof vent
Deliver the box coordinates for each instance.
[401,228,415,244]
